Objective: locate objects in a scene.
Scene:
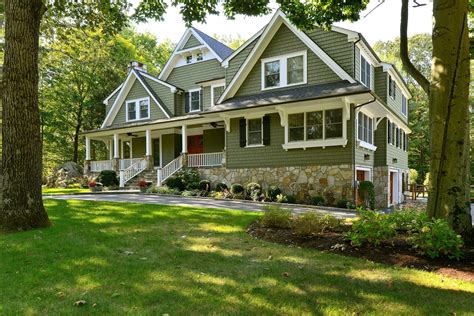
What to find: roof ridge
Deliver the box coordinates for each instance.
[191,27,234,60]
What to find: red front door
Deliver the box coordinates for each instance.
[187,135,203,154]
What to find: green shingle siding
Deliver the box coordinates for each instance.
[203,128,225,153]
[373,118,408,169]
[374,67,387,102]
[182,34,201,49]
[387,82,408,124]
[226,37,259,87]
[111,80,167,126]
[235,24,340,97]
[306,29,354,77]
[226,113,352,168]
[132,137,146,157]
[161,133,181,166]
[354,46,360,82]
[142,77,175,116]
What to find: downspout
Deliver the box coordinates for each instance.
[351,93,376,205]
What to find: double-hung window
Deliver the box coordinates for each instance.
[247,118,263,146]
[189,90,201,112]
[126,98,150,122]
[360,54,371,88]
[401,95,408,116]
[357,112,374,145]
[211,84,225,107]
[389,76,396,99]
[262,51,307,90]
[287,108,343,143]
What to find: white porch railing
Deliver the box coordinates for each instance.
[157,155,183,186]
[120,158,141,170]
[188,152,224,167]
[120,158,147,187]
[90,160,113,172]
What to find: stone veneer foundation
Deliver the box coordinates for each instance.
[373,166,389,208]
[199,165,353,202]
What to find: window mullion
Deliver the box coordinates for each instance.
[303,112,306,141]
[322,110,326,140]
[281,58,287,86]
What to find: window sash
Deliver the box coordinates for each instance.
[325,109,343,139]
[402,95,407,115]
[264,60,280,88]
[139,100,149,118]
[127,99,149,121]
[127,102,136,120]
[306,111,323,140]
[196,53,203,61]
[288,113,305,142]
[287,55,304,85]
[357,112,373,144]
[360,55,371,87]
[247,118,262,145]
[190,91,200,111]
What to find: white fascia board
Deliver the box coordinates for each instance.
[218,10,355,104]
[103,83,124,105]
[132,70,171,119]
[221,27,265,67]
[159,29,194,80]
[139,72,179,93]
[331,25,360,42]
[381,63,412,99]
[190,28,223,62]
[101,71,136,128]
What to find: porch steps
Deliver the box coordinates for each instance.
[125,170,157,188]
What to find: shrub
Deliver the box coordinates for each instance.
[96,170,119,187]
[359,181,375,209]
[336,198,349,209]
[67,183,81,189]
[260,205,292,229]
[156,186,181,195]
[322,187,336,205]
[88,181,97,188]
[211,191,225,199]
[138,179,148,188]
[387,209,428,233]
[410,219,464,260]
[311,195,325,206]
[182,190,198,197]
[409,169,418,185]
[285,195,297,204]
[246,182,261,197]
[292,212,341,237]
[174,168,201,190]
[165,176,186,191]
[215,182,228,192]
[266,185,282,202]
[346,210,397,247]
[198,180,211,192]
[230,183,245,195]
[276,194,287,203]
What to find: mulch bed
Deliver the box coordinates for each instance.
[247,222,474,283]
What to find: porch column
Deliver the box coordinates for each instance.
[181,125,188,167]
[108,139,113,160]
[145,129,153,169]
[113,133,120,172]
[84,137,91,173]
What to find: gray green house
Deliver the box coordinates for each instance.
[83,10,411,208]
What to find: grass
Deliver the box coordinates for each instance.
[1,200,473,315]
[42,187,89,195]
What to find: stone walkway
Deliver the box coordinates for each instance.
[45,193,358,219]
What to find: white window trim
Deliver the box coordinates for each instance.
[210,83,225,107]
[125,97,150,122]
[281,104,347,150]
[356,110,377,151]
[246,117,264,147]
[188,88,201,113]
[356,166,373,182]
[401,95,408,117]
[388,76,396,100]
[186,55,193,64]
[359,51,372,89]
[261,50,307,91]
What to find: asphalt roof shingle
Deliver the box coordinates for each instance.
[192,27,234,60]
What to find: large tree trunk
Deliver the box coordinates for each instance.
[427,0,471,233]
[1,0,50,231]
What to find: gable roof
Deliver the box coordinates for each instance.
[191,27,233,60]
[101,69,173,128]
[222,27,265,67]
[218,10,355,103]
[159,28,233,81]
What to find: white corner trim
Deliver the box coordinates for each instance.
[331,25,360,42]
[218,10,355,104]
[103,83,123,105]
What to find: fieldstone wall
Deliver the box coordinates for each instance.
[199,165,353,202]
[373,166,389,208]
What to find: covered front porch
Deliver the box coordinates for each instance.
[84,121,226,186]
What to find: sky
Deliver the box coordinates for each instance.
[134,0,433,45]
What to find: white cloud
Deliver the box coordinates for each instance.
[133,0,432,45]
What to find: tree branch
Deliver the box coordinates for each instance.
[400,0,431,94]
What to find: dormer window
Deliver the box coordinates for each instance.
[360,54,371,88]
[196,53,203,61]
[261,51,307,90]
[186,55,193,64]
[126,97,150,122]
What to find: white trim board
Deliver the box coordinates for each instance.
[218,10,355,104]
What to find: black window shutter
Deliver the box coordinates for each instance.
[199,89,203,111]
[263,115,270,145]
[387,120,391,144]
[239,119,246,148]
[405,134,408,151]
[184,92,190,113]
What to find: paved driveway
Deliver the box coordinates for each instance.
[45,193,358,219]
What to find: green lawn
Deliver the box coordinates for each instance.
[42,187,89,195]
[1,200,473,315]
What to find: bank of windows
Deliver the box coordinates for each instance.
[262,51,307,90]
[387,120,408,151]
[185,52,204,64]
[360,54,371,88]
[357,112,373,144]
[288,108,343,142]
[126,98,150,122]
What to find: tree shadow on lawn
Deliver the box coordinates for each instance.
[0,199,473,314]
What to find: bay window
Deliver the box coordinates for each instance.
[126,97,150,122]
[262,51,307,90]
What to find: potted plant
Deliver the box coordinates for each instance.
[138,179,148,193]
[88,181,102,192]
